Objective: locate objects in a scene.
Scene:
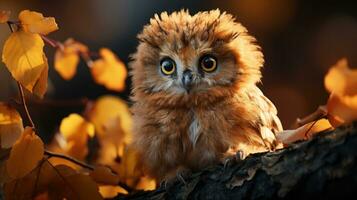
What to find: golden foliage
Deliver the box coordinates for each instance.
[0,10,10,23]
[6,127,44,179]
[324,58,357,127]
[0,9,144,199]
[18,10,58,35]
[2,30,46,93]
[91,48,127,91]
[324,58,357,96]
[327,94,357,127]
[4,161,102,200]
[59,114,95,160]
[54,38,88,80]
[0,103,24,148]
[88,95,131,140]
[90,166,120,185]
[33,54,49,98]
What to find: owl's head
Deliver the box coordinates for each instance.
[130,9,264,107]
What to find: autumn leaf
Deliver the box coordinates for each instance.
[276,119,332,144]
[33,54,49,98]
[54,38,88,80]
[90,48,127,91]
[59,114,95,159]
[2,30,45,93]
[324,58,357,127]
[99,185,127,198]
[6,127,44,179]
[327,94,357,127]
[89,166,120,185]
[88,95,132,140]
[324,58,357,96]
[49,165,103,200]
[0,10,10,23]
[136,176,156,191]
[116,145,141,186]
[18,10,58,35]
[0,103,24,148]
[60,113,95,141]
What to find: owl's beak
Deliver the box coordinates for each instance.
[182,69,193,92]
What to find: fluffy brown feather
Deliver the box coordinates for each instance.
[130,9,282,182]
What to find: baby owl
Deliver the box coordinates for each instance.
[130,10,283,182]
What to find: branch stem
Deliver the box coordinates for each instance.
[44,150,94,170]
[17,82,36,129]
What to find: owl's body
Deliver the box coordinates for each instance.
[130,10,282,182]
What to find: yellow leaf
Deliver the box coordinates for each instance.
[60,113,95,141]
[276,119,332,144]
[54,38,88,80]
[18,10,58,35]
[2,30,45,93]
[33,54,49,98]
[90,48,127,91]
[51,172,103,200]
[6,127,44,179]
[0,103,24,148]
[90,166,120,185]
[116,145,141,184]
[0,10,10,23]
[324,58,357,96]
[59,114,94,160]
[136,176,156,191]
[88,95,132,140]
[327,94,357,127]
[99,185,127,198]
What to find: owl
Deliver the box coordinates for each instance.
[130,10,283,183]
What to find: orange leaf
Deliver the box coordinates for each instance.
[90,48,127,91]
[324,58,357,96]
[0,10,10,23]
[99,185,127,198]
[6,127,44,179]
[54,38,88,80]
[89,166,120,185]
[18,10,58,35]
[327,94,357,127]
[276,119,332,144]
[136,176,156,191]
[0,102,24,148]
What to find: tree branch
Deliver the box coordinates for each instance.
[117,123,357,200]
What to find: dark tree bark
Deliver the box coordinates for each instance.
[117,123,357,200]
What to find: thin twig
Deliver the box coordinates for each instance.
[41,35,64,50]
[17,82,36,128]
[44,150,134,193]
[80,51,94,68]
[293,105,328,128]
[44,150,94,170]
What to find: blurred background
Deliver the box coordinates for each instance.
[1,0,356,141]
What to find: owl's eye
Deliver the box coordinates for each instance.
[200,55,217,72]
[160,57,176,75]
